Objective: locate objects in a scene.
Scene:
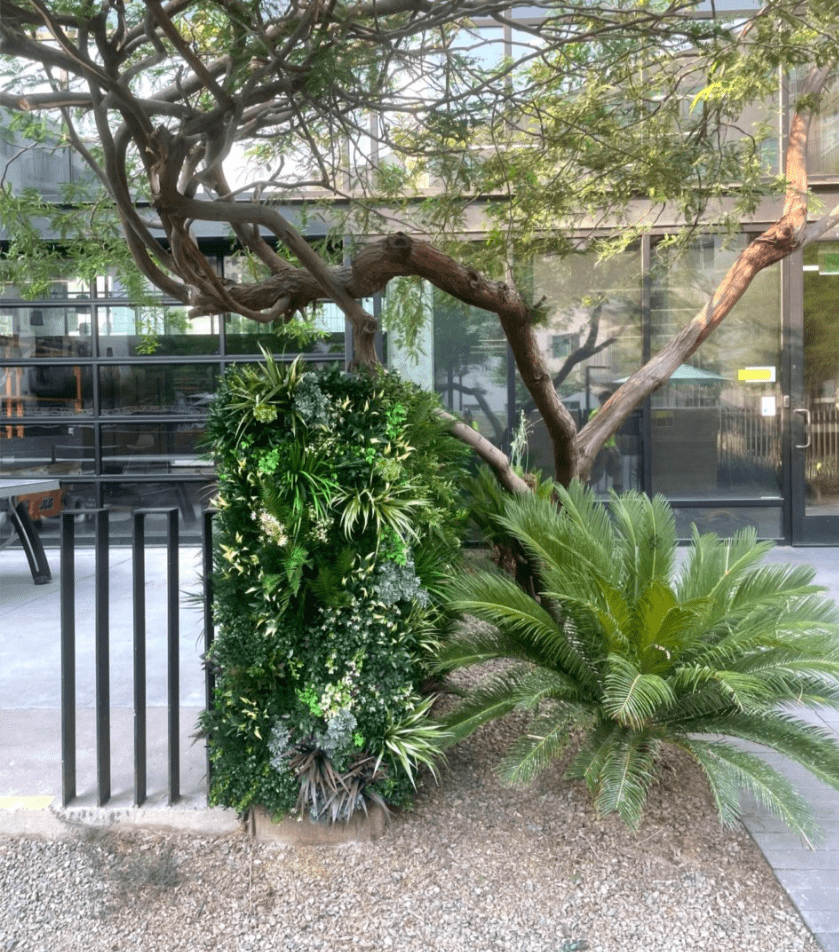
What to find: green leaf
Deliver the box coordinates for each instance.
[603,655,675,728]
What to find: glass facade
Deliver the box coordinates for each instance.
[421,235,784,538]
[0,256,345,543]
[802,241,839,516]
[793,75,839,177]
[2,59,831,546]
[650,236,783,504]
[529,246,644,494]
[433,290,511,447]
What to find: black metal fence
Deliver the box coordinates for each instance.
[59,508,215,808]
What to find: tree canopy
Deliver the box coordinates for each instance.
[2,0,839,486]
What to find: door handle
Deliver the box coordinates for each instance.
[794,407,811,449]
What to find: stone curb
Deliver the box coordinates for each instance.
[250,803,388,845]
[0,800,390,844]
[0,799,242,839]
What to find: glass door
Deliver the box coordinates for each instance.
[790,241,839,543]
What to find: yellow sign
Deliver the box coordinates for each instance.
[0,795,55,810]
[738,367,776,382]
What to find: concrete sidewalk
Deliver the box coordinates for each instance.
[2,543,839,947]
[0,545,238,835]
[737,547,839,952]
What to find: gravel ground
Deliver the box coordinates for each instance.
[0,699,820,952]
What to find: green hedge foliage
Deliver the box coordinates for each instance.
[199,355,469,819]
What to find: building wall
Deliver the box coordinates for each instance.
[1,70,838,543]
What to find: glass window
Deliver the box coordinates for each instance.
[802,241,839,513]
[670,505,782,541]
[0,424,95,478]
[0,304,94,359]
[96,303,219,358]
[530,246,643,491]
[433,289,510,448]
[98,362,218,416]
[0,363,93,418]
[792,74,839,176]
[222,312,346,357]
[650,235,782,499]
[100,423,211,470]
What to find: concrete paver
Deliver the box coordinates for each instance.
[735,546,839,952]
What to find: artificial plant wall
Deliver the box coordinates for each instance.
[200,355,468,819]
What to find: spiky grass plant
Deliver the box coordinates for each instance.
[286,742,389,824]
[437,480,839,840]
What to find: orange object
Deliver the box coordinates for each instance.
[18,487,64,520]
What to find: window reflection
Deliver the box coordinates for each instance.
[433,290,509,447]
[97,304,220,357]
[0,303,94,359]
[650,236,782,499]
[792,73,839,176]
[98,363,218,415]
[670,505,782,541]
[0,363,93,418]
[0,424,95,477]
[530,246,643,491]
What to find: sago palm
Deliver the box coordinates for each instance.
[438,480,839,840]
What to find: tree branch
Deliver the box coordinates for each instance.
[577,65,832,475]
[439,411,529,495]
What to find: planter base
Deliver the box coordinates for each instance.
[250,803,387,845]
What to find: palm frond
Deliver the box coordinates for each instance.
[498,484,616,592]
[440,665,592,747]
[609,490,676,601]
[435,626,566,677]
[724,653,839,703]
[677,526,775,605]
[565,717,624,791]
[593,730,662,831]
[682,594,839,669]
[689,711,839,799]
[680,738,819,844]
[602,655,675,728]
[446,569,598,688]
[440,674,526,745]
[504,666,596,709]
[497,713,578,787]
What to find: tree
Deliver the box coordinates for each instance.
[2,0,839,492]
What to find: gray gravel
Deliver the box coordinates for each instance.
[0,703,820,952]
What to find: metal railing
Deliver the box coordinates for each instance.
[806,408,839,489]
[717,407,782,489]
[59,508,216,808]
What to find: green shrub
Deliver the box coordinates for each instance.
[199,354,468,819]
[438,480,839,840]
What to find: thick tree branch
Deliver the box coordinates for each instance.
[439,411,529,495]
[577,65,832,475]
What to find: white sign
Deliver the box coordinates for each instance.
[761,395,777,417]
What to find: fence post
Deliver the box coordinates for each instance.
[132,512,147,807]
[166,508,180,805]
[60,512,76,807]
[94,509,111,806]
[202,508,216,800]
